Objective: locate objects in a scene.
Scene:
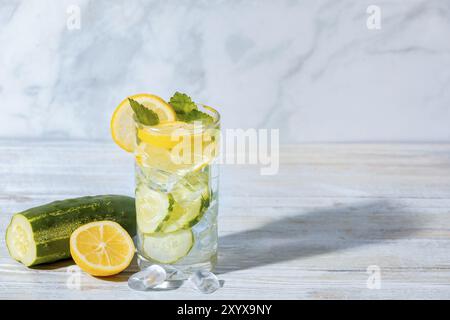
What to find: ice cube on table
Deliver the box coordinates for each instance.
[188,270,220,294]
[128,265,167,291]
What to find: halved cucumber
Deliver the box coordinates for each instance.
[158,172,210,232]
[142,229,193,264]
[136,185,170,233]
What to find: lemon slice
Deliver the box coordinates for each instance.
[136,142,217,177]
[136,121,218,173]
[70,221,135,277]
[111,94,176,152]
[137,121,200,149]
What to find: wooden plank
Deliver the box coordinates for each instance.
[0,141,450,299]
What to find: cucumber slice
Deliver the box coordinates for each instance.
[159,200,202,232]
[142,229,193,264]
[136,185,170,233]
[159,172,210,232]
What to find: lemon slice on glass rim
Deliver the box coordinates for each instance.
[110,93,176,152]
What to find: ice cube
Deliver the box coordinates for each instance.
[188,270,220,294]
[128,265,167,291]
[165,265,188,281]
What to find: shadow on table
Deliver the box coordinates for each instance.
[216,200,423,274]
[31,259,75,270]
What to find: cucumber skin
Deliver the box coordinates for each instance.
[8,195,136,266]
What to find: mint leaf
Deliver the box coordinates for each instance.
[129,98,159,126]
[177,109,214,125]
[169,92,197,114]
[169,92,215,125]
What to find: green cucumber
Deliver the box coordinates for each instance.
[142,229,193,264]
[5,195,136,267]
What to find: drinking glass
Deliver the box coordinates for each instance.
[134,105,220,279]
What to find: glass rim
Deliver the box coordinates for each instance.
[134,104,221,131]
[201,104,221,127]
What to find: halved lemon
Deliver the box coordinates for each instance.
[70,221,135,277]
[111,94,176,152]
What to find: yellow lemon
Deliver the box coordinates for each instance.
[111,94,176,152]
[70,221,135,277]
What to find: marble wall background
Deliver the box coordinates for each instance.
[0,0,449,142]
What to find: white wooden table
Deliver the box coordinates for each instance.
[1,141,450,299]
